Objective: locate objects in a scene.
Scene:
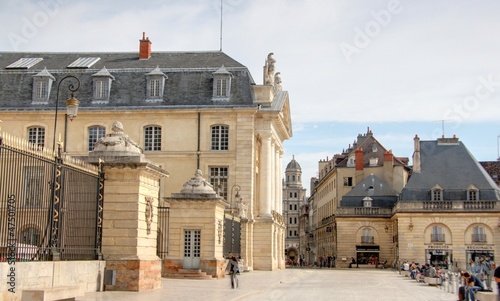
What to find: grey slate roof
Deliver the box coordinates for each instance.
[401,140,500,201]
[340,174,399,208]
[0,51,256,110]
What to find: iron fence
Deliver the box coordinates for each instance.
[157,205,170,259]
[223,213,241,257]
[0,131,103,262]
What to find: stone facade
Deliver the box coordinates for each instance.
[308,132,500,272]
[0,36,292,272]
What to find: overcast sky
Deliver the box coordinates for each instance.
[1,0,499,194]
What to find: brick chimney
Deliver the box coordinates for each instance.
[383,150,393,164]
[383,150,394,187]
[139,32,152,60]
[355,148,364,170]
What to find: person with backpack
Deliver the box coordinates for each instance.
[229,254,240,289]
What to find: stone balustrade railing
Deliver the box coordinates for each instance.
[393,200,500,213]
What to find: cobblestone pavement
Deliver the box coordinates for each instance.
[77,268,461,301]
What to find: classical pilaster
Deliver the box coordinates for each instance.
[259,133,272,217]
[274,146,281,213]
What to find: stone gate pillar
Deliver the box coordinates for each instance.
[88,121,169,291]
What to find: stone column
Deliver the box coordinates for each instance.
[88,121,169,292]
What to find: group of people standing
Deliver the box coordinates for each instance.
[317,255,336,268]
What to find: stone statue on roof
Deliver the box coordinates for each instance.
[274,72,282,91]
[264,52,276,85]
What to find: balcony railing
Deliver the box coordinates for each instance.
[393,201,500,213]
[336,207,392,217]
[472,234,487,243]
[431,234,445,242]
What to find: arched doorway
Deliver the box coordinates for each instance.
[286,247,298,266]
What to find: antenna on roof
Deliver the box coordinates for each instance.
[219,0,223,51]
[433,120,451,138]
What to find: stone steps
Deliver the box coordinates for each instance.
[164,269,214,280]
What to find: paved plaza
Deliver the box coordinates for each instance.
[76,268,465,301]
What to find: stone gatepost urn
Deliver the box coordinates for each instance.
[88,121,169,291]
[163,169,228,278]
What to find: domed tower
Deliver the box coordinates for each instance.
[283,155,307,266]
[285,155,302,188]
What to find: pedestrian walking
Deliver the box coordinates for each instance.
[228,254,240,289]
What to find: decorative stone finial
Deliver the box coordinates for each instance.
[88,121,149,163]
[179,169,217,195]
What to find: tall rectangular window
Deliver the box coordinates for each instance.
[215,78,228,97]
[211,125,229,150]
[36,81,47,99]
[209,167,228,200]
[431,226,445,242]
[472,226,486,242]
[23,166,44,208]
[150,79,160,98]
[28,127,45,148]
[144,126,162,151]
[88,126,106,151]
[94,80,108,99]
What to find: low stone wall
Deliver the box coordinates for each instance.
[0,260,105,301]
[162,258,227,279]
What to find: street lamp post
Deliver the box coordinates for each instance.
[52,75,80,152]
[49,75,80,259]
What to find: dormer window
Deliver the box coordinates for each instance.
[92,67,114,104]
[32,68,55,104]
[431,184,443,201]
[363,196,372,207]
[146,66,167,102]
[212,65,232,101]
[467,185,479,201]
[347,155,355,167]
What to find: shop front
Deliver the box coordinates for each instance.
[356,245,380,265]
[465,245,495,266]
[425,244,452,270]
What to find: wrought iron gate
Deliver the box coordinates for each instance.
[0,132,104,262]
[223,214,241,257]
